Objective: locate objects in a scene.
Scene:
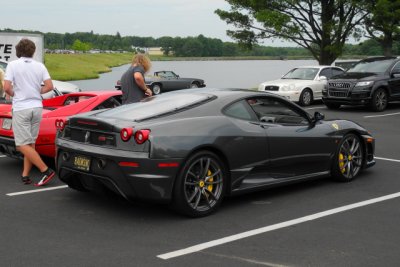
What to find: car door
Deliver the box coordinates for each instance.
[223,99,270,185]
[247,96,333,178]
[162,71,181,91]
[388,61,400,98]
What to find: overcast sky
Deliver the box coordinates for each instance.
[2,0,292,46]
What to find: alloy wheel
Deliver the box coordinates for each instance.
[183,156,224,213]
[337,135,363,180]
[373,89,387,111]
[152,84,161,95]
[300,89,312,106]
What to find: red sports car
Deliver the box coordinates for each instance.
[0,91,122,159]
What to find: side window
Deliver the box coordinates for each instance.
[93,96,122,110]
[319,68,332,78]
[247,97,309,125]
[224,100,256,121]
[64,96,92,105]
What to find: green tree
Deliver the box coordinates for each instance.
[72,39,91,52]
[364,0,400,56]
[215,0,368,65]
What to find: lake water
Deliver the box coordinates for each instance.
[71,59,318,91]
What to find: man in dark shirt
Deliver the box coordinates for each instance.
[120,54,152,104]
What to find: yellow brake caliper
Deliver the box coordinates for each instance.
[339,153,346,173]
[207,170,213,192]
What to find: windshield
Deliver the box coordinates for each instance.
[97,92,214,121]
[347,59,395,73]
[282,68,319,80]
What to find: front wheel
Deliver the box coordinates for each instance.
[151,84,162,95]
[299,89,313,106]
[172,151,226,217]
[331,133,364,182]
[370,88,388,112]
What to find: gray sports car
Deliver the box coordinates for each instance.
[56,88,375,217]
[115,70,206,95]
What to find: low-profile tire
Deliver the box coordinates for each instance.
[151,84,162,95]
[172,151,226,217]
[299,89,313,106]
[325,102,341,110]
[190,82,199,88]
[370,88,388,112]
[331,133,364,182]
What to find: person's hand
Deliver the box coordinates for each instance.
[145,88,153,96]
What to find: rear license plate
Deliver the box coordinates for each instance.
[2,118,12,130]
[73,155,91,172]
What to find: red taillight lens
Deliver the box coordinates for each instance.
[55,119,66,131]
[134,129,150,144]
[120,128,133,142]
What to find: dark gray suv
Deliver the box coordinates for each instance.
[322,57,400,111]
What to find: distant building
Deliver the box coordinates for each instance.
[147,47,163,56]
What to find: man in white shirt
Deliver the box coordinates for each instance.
[4,38,56,186]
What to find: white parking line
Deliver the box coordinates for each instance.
[157,192,400,260]
[6,185,68,196]
[375,156,400,163]
[305,106,325,110]
[364,112,400,118]
[0,155,6,158]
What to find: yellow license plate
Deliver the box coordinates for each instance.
[73,155,91,171]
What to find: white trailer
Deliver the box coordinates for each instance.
[0,32,44,63]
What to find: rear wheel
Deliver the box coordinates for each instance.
[299,89,313,106]
[331,133,364,182]
[172,151,226,217]
[370,88,388,111]
[151,84,162,95]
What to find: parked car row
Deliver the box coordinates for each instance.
[258,57,400,111]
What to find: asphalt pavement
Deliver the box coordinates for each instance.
[1,102,400,267]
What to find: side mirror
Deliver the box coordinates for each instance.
[314,111,325,122]
[318,76,327,82]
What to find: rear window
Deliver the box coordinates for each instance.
[348,59,395,73]
[97,93,214,121]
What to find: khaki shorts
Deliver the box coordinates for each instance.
[12,108,42,146]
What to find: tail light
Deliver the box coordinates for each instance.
[120,128,133,142]
[55,119,67,131]
[135,129,150,144]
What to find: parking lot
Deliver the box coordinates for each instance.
[1,102,400,267]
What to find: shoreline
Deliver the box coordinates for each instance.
[46,53,363,81]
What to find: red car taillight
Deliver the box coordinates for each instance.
[55,119,67,131]
[120,128,133,142]
[134,129,150,144]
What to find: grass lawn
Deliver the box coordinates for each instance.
[45,53,133,81]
